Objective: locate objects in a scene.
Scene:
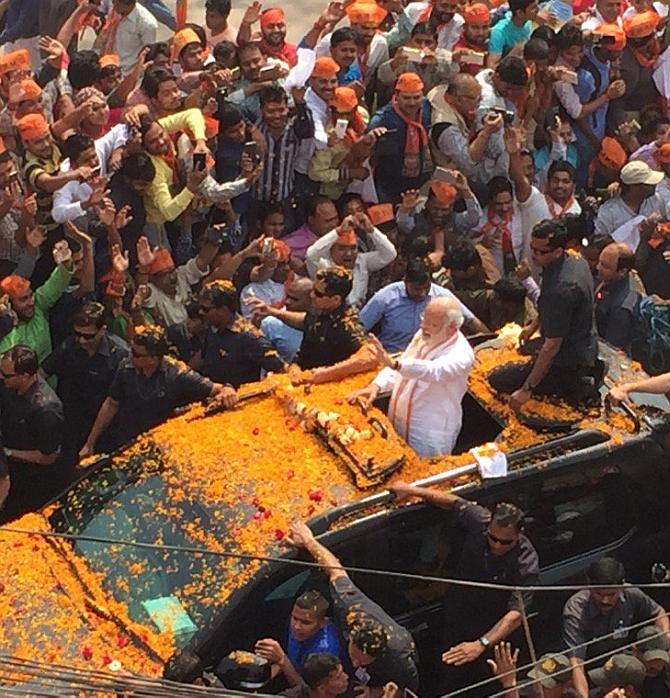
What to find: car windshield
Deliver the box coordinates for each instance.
[49,447,255,648]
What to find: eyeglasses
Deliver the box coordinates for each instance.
[312,288,331,299]
[131,348,155,359]
[487,530,516,546]
[74,329,99,340]
[199,304,215,313]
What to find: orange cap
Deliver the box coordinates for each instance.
[367,203,395,226]
[598,136,627,171]
[204,115,219,140]
[0,49,30,76]
[173,27,202,59]
[623,10,659,39]
[147,248,175,275]
[99,53,121,68]
[594,23,626,51]
[311,57,340,78]
[336,229,358,245]
[274,239,291,262]
[261,8,285,28]
[16,113,49,141]
[331,86,358,113]
[0,274,30,299]
[431,180,457,205]
[464,3,490,25]
[346,1,388,25]
[656,142,670,164]
[8,78,42,106]
[395,72,424,93]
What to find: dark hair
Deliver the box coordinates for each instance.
[260,85,288,106]
[295,590,329,618]
[145,42,170,63]
[331,27,357,47]
[213,40,238,67]
[237,41,265,60]
[138,113,158,139]
[2,344,38,375]
[496,55,528,86]
[200,280,238,313]
[532,219,569,250]
[218,102,244,132]
[531,25,556,46]
[205,0,232,17]
[68,50,101,90]
[555,23,583,51]
[509,0,537,15]
[411,21,437,39]
[133,325,169,356]
[141,66,178,99]
[523,37,549,61]
[493,277,527,304]
[302,654,342,690]
[185,300,203,320]
[492,502,524,531]
[315,267,353,302]
[337,192,365,218]
[61,133,95,163]
[73,301,106,329]
[258,201,285,223]
[488,176,514,201]
[350,618,389,658]
[404,258,431,284]
[588,557,625,586]
[443,240,481,271]
[401,235,430,260]
[119,151,156,182]
[305,194,334,220]
[548,159,576,183]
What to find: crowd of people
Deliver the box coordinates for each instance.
[0,0,670,694]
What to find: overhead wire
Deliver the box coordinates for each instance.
[2,524,670,593]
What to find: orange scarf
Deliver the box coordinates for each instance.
[631,39,660,68]
[391,96,432,178]
[545,194,575,218]
[483,207,516,274]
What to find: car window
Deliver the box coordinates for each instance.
[521,466,636,568]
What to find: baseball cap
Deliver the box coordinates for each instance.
[636,626,670,663]
[588,654,646,688]
[527,653,571,688]
[620,160,664,186]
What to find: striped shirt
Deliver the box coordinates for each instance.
[23,145,62,230]
[253,103,314,204]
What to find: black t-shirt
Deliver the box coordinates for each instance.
[102,356,214,449]
[539,252,598,369]
[451,501,539,630]
[42,333,129,431]
[330,576,419,691]
[167,321,202,363]
[296,307,366,370]
[0,378,64,457]
[201,324,284,388]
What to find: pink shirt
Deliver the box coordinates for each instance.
[206,24,238,49]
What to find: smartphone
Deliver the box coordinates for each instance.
[375,128,398,142]
[558,68,578,84]
[434,166,459,185]
[7,170,23,196]
[549,105,560,127]
[491,107,515,125]
[243,141,260,165]
[403,47,424,63]
[91,165,101,175]
[193,153,207,171]
[460,49,485,66]
[262,238,273,256]
[258,65,278,80]
[334,118,349,139]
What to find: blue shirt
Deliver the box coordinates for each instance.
[575,47,610,146]
[286,621,343,671]
[339,63,363,85]
[359,282,474,352]
[488,13,531,57]
[260,316,303,363]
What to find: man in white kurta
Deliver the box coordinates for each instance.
[350,297,474,457]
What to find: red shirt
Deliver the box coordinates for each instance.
[453,36,488,77]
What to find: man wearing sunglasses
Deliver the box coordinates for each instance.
[389,481,538,696]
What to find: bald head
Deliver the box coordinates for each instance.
[596,242,635,283]
[286,276,313,311]
[421,296,464,344]
[447,73,481,119]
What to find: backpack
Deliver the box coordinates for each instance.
[633,296,670,375]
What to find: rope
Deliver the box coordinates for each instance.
[2,524,670,593]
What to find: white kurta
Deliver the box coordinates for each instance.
[373,330,474,457]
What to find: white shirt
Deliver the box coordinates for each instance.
[114,4,158,74]
[475,203,528,275]
[52,180,93,224]
[240,279,286,318]
[518,186,582,239]
[582,10,623,32]
[145,258,208,327]
[294,88,329,175]
[316,32,389,78]
[305,228,397,308]
[404,1,464,50]
[373,329,474,456]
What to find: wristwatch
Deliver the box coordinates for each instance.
[479,636,491,649]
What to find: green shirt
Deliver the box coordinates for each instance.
[0,264,73,362]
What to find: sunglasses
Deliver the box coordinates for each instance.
[199,304,215,313]
[487,530,516,546]
[131,348,155,359]
[312,288,332,299]
[74,329,99,340]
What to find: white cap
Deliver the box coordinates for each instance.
[620,160,664,185]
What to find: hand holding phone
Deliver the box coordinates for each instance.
[193,153,207,171]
